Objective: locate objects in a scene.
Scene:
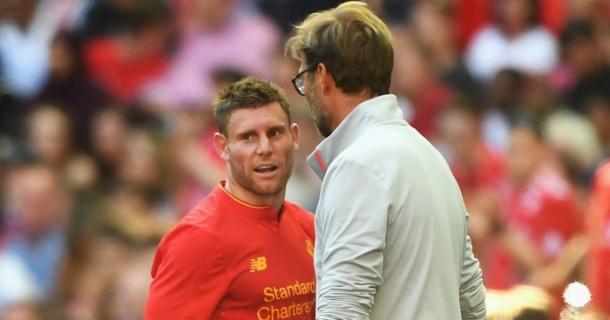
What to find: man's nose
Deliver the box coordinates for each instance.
[256,135,272,155]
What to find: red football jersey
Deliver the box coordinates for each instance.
[145,183,316,319]
[587,161,610,315]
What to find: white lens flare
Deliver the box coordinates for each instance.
[563,282,591,308]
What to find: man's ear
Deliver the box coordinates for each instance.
[290,123,300,152]
[213,132,229,160]
[317,62,335,94]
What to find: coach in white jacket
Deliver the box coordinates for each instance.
[286,2,486,319]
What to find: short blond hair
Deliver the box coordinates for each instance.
[285,1,393,96]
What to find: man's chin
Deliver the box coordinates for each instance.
[251,182,284,196]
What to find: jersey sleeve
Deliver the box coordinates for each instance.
[145,224,230,319]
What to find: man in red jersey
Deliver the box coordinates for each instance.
[587,160,610,317]
[145,77,315,320]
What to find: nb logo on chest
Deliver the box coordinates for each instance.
[250,256,267,272]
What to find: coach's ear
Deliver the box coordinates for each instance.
[213,132,229,160]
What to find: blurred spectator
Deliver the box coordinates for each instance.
[83,3,171,103]
[411,0,479,99]
[436,102,507,260]
[465,0,558,83]
[23,104,99,193]
[391,27,453,139]
[482,68,526,152]
[63,182,168,319]
[100,185,169,246]
[2,164,72,301]
[586,160,610,317]
[118,129,167,204]
[144,0,280,108]
[62,182,170,319]
[0,0,86,99]
[437,101,506,202]
[0,0,54,98]
[36,32,108,150]
[25,106,73,169]
[90,108,129,191]
[484,122,586,300]
[559,20,610,114]
[81,0,154,39]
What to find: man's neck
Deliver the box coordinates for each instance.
[223,180,284,213]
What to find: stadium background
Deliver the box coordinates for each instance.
[1,0,610,319]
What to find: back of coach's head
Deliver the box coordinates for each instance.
[285,1,394,97]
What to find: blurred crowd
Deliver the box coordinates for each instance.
[0,0,610,319]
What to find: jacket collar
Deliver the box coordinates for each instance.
[307,94,404,179]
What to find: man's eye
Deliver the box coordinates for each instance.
[269,130,280,137]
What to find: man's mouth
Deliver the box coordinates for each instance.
[254,164,278,174]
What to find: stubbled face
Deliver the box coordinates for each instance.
[301,64,333,138]
[219,102,299,197]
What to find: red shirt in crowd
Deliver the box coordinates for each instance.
[450,144,506,200]
[485,167,584,290]
[587,161,610,315]
[145,183,316,320]
[455,0,567,50]
[84,38,167,102]
[410,82,453,140]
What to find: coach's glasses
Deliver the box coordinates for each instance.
[291,63,317,96]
